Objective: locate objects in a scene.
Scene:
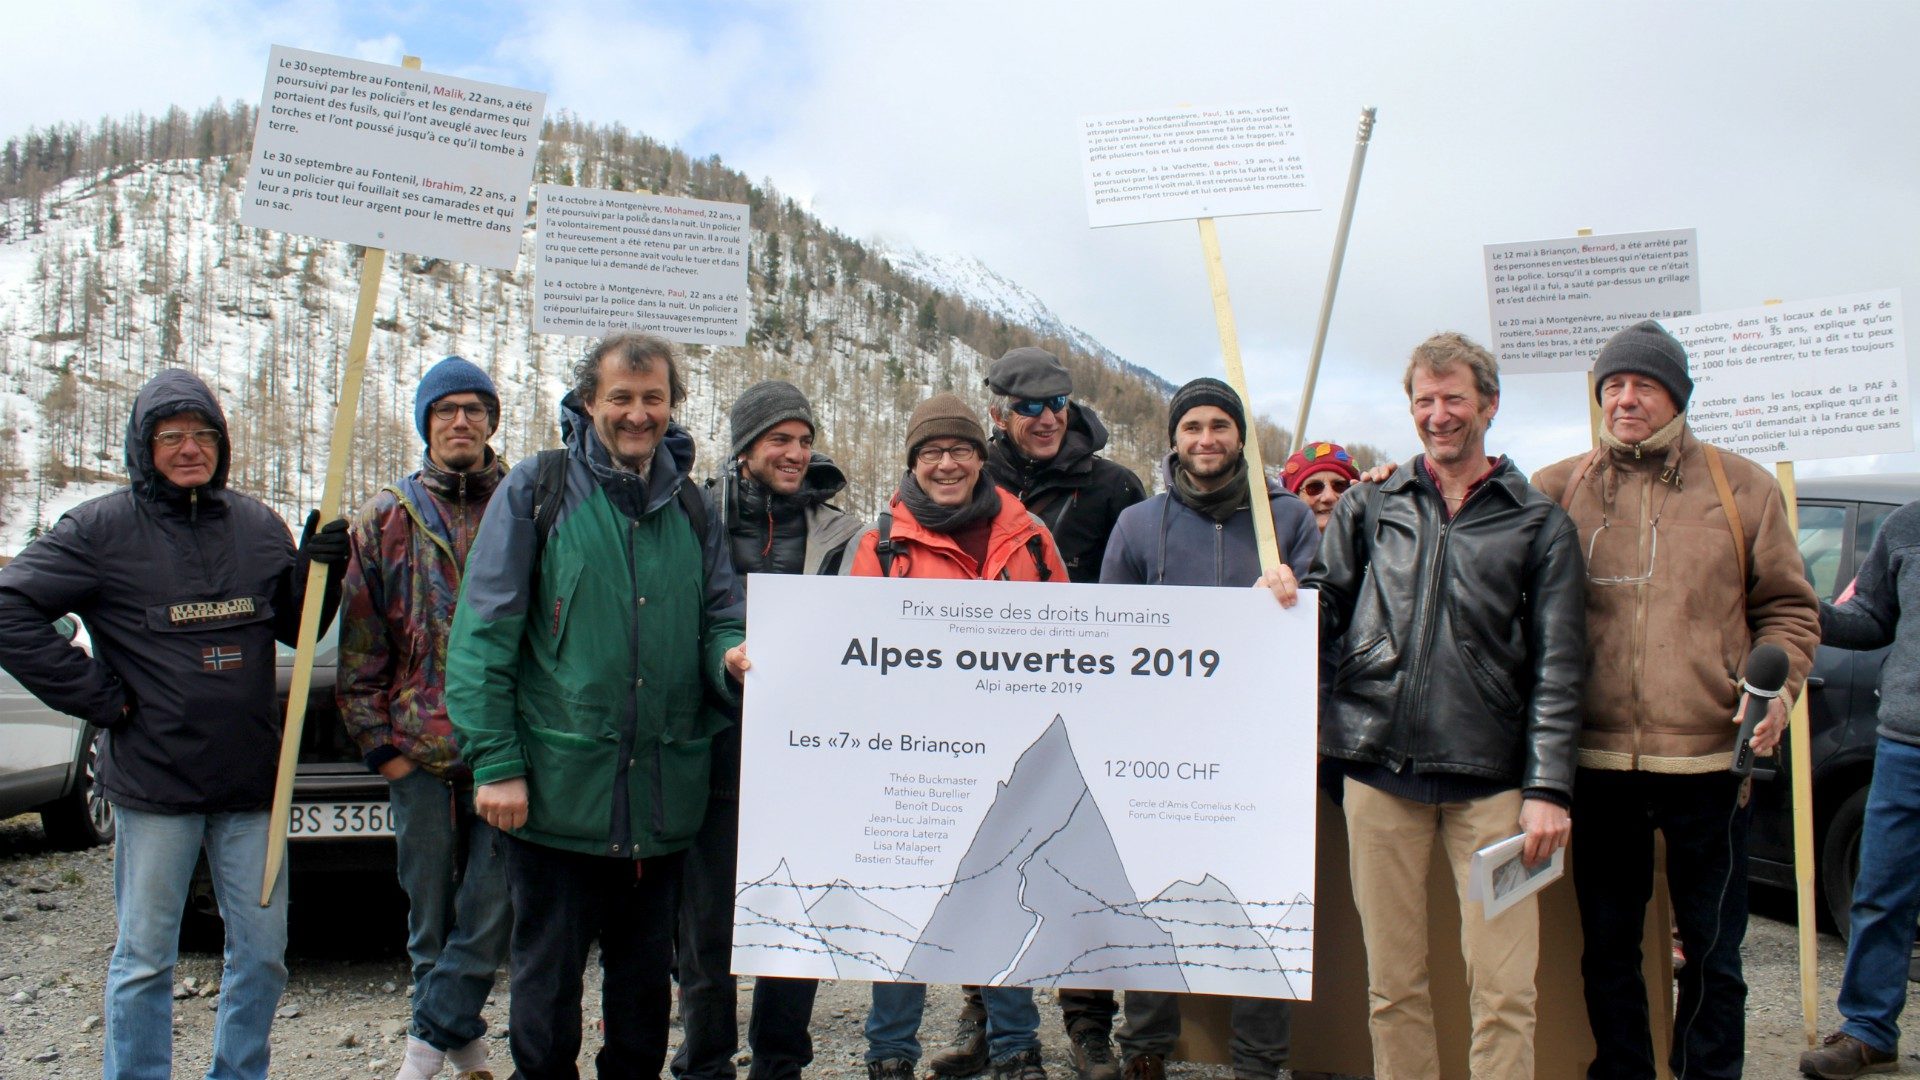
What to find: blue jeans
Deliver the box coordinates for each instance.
[104,806,288,1080]
[1839,737,1920,1054]
[866,983,1039,1064]
[388,768,511,1052]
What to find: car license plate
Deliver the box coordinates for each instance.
[287,801,394,839]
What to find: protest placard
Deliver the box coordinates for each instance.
[1484,228,1700,374]
[1669,289,1909,464]
[1080,103,1319,228]
[733,575,1319,999]
[532,186,750,345]
[243,45,544,270]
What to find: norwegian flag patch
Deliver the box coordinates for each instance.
[201,646,244,672]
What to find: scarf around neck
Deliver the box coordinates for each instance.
[898,469,1002,533]
[1171,453,1251,524]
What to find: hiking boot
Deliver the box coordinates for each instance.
[928,1017,989,1077]
[1799,1031,1897,1079]
[868,1059,916,1080]
[1120,1053,1165,1080]
[1068,1030,1119,1080]
[990,1048,1046,1080]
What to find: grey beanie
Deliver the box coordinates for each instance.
[1166,377,1246,445]
[1593,320,1693,410]
[730,380,815,458]
[985,347,1073,399]
[905,393,987,464]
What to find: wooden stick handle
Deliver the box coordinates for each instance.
[1196,217,1281,574]
[1776,459,1821,1046]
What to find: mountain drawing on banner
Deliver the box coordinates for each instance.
[901,716,1182,987]
[734,715,1310,995]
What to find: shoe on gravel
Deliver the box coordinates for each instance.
[1069,1029,1119,1080]
[929,1017,989,1077]
[452,1073,494,1080]
[868,1058,916,1080]
[1119,1053,1165,1080]
[1799,1031,1897,1079]
[990,1048,1046,1080]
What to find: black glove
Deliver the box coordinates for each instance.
[299,510,351,567]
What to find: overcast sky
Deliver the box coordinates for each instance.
[5,0,1916,474]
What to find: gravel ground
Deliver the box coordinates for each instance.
[2,813,1915,1079]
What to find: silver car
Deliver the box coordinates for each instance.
[0,615,114,848]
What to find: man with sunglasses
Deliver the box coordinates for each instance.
[1534,320,1818,1080]
[0,368,348,1080]
[1282,442,1360,533]
[337,355,511,1080]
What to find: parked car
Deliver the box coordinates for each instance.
[0,615,114,849]
[1748,472,1917,933]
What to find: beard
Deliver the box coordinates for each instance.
[437,443,484,472]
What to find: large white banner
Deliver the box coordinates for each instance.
[533,185,750,344]
[1483,228,1700,374]
[243,46,544,270]
[1079,103,1319,228]
[1668,289,1910,463]
[733,575,1319,1000]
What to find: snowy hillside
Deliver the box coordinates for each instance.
[0,109,1175,553]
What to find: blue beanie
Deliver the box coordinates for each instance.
[415,356,499,442]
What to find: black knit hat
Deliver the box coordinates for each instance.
[985,347,1073,399]
[730,380,815,458]
[1166,377,1246,445]
[905,393,986,464]
[1592,320,1693,410]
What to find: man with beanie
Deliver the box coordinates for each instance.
[671,380,861,1080]
[1100,377,1318,1080]
[0,369,348,1080]
[448,332,748,1079]
[922,350,1141,1080]
[845,391,1067,1080]
[338,354,510,1080]
[1282,441,1360,533]
[1535,319,1818,1079]
[1308,333,1585,1078]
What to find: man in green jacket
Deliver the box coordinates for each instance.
[447,331,747,1079]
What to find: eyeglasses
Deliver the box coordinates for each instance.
[915,443,980,465]
[1300,478,1351,497]
[1586,521,1658,586]
[1009,395,1069,418]
[430,401,491,423]
[153,429,220,450]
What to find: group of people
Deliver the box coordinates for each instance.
[1,318,1917,1080]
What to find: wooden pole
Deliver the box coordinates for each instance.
[1196,218,1282,573]
[1776,457,1821,1045]
[1289,107,1376,455]
[261,56,418,904]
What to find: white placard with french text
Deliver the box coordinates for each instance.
[1080,103,1319,228]
[532,186,750,345]
[733,575,1319,999]
[242,45,544,270]
[1483,228,1701,374]
[1666,290,1910,464]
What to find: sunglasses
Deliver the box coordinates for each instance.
[1300,477,1351,497]
[1009,395,1069,417]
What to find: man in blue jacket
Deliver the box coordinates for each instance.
[1099,377,1318,1080]
[0,369,346,1080]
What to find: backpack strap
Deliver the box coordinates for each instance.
[677,481,710,549]
[1026,535,1053,583]
[1703,443,1749,587]
[874,511,897,577]
[530,449,568,574]
[1556,447,1604,511]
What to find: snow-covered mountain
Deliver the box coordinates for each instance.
[0,108,1174,553]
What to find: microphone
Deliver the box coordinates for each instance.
[1730,643,1790,777]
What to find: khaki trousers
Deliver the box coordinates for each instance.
[1343,777,1538,1080]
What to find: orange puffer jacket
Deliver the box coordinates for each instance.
[845,489,1068,582]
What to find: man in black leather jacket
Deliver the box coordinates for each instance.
[1305,331,1585,1079]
